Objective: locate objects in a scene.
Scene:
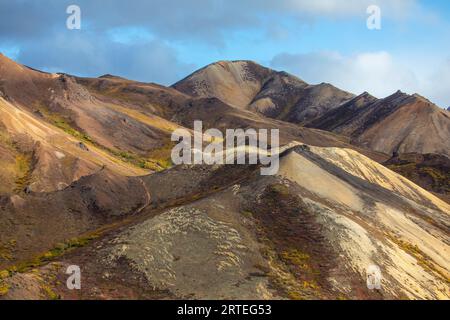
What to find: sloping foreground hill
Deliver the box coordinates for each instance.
[308,91,450,158]
[1,145,448,300]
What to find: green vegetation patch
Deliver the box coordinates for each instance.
[39,105,174,172]
[0,282,10,296]
[39,107,94,144]
[134,139,175,171]
[41,284,60,300]
[387,163,450,195]
[2,232,101,277]
[0,128,35,194]
[0,240,16,262]
[247,184,328,299]
[14,154,33,193]
[268,184,290,196]
[280,249,311,271]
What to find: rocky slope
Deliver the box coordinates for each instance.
[174,60,450,160]
[0,53,191,191]
[173,60,354,124]
[0,54,386,196]
[1,145,448,300]
[307,91,450,158]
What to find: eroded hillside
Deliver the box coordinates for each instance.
[1,145,448,300]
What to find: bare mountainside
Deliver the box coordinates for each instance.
[1,146,449,300]
[173,60,355,124]
[308,91,450,158]
[0,54,449,300]
[173,60,450,159]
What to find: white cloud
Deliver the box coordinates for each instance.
[424,59,450,108]
[271,51,450,108]
[17,32,195,85]
[0,1,421,45]
[280,0,418,18]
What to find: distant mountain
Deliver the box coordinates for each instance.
[173,60,354,124]
[307,91,450,158]
[0,54,375,194]
[174,60,450,159]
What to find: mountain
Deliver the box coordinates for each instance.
[0,54,182,194]
[174,61,450,160]
[173,60,355,124]
[0,54,384,195]
[307,91,450,158]
[0,54,449,300]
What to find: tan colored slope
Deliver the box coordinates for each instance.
[309,146,450,213]
[277,147,449,299]
[0,54,181,160]
[0,53,60,108]
[106,103,186,134]
[173,61,265,109]
[310,91,450,158]
[1,145,449,300]
[0,97,146,192]
[357,97,450,157]
[278,149,364,212]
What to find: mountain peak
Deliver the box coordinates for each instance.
[172,59,275,108]
[0,52,51,77]
[393,89,407,96]
[213,59,258,66]
[383,90,410,103]
[354,91,377,102]
[98,74,128,80]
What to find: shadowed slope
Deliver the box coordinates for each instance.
[308,91,450,157]
[384,153,450,203]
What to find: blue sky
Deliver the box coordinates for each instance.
[1,0,449,107]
